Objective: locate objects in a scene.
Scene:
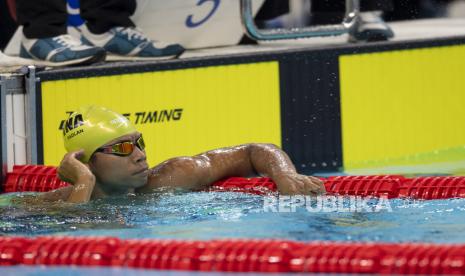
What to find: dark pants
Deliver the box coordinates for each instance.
[255,0,289,21]
[312,0,394,24]
[313,0,394,12]
[384,0,451,21]
[16,0,136,39]
[0,0,17,50]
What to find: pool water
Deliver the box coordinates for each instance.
[1,190,465,243]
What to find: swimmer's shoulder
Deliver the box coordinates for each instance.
[137,159,176,193]
[138,157,205,193]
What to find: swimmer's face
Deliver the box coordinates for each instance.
[89,132,149,191]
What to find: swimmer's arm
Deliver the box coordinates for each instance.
[140,143,325,195]
[37,186,74,201]
[140,144,254,192]
[18,171,95,204]
[11,181,90,205]
[12,152,95,204]
[10,186,75,205]
[61,175,96,203]
[55,150,96,203]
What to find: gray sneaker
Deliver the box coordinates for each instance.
[20,34,105,66]
[349,12,394,42]
[80,25,185,61]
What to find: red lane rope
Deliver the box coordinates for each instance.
[3,165,465,199]
[3,166,465,274]
[1,236,465,274]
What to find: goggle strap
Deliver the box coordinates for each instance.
[136,136,145,151]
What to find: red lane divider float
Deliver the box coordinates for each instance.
[2,166,465,274]
[3,165,69,193]
[211,175,465,199]
[3,165,465,199]
[1,236,465,274]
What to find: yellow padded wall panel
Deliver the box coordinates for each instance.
[340,45,465,170]
[41,62,281,166]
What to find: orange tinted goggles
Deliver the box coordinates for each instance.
[95,135,146,156]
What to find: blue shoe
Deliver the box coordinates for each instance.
[80,25,185,61]
[20,34,106,66]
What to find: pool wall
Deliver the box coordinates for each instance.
[2,33,465,180]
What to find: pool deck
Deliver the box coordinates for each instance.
[1,18,465,73]
[181,18,465,59]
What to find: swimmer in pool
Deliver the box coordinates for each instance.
[41,105,325,203]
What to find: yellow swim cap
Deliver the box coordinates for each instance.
[62,105,137,163]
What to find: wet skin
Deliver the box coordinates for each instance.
[42,132,326,203]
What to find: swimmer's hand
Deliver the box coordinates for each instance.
[272,172,326,196]
[58,150,95,203]
[58,150,94,184]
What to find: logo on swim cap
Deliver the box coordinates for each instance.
[62,113,85,138]
[63,105,137,163]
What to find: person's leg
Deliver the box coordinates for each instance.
[240,0,291,44]
[79,0,184,60]
[255,0,290,21]
[360,0,394,11]
[384,0,447,21]
[16,0,105,66]
[16,0,67,39]
[312,0,394,23]
[80,0,136,34]
[0,0,17,50]
[311,0,346,24]
[311,0,394,42]
[311,0,394,13]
